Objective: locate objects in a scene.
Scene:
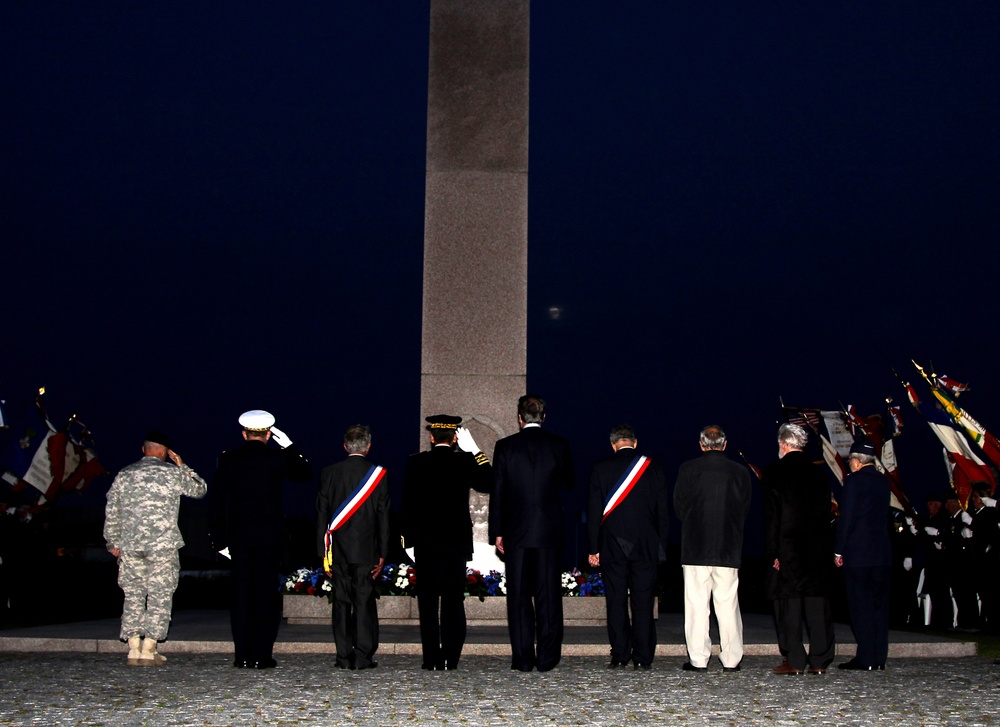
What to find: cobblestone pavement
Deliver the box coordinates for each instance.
[1,653,997,726]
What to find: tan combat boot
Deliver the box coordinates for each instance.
[126,635,142,666]
[139,637,167,666]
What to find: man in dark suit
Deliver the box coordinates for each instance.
[402,415,493,670]
[834,438,892,670]
[213,410,312,669]
[316,424,390,669]
[761,423,835,675]
[673,424,751,672]
[489,394,575,672]
[587,424,669,670]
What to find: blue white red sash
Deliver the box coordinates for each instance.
[602,455,651,522]
[327,464,386,534]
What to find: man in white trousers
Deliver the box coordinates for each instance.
[673,425,752,672]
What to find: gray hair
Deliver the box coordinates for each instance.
[609,424,636,444]
[699,425,726,450]
[343,424,371,454]
[777,423,809,450]
[848,452,876,466]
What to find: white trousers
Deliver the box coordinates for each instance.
[682,564,744,668]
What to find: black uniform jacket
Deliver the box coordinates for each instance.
[213,440,312,549]
[835,464,892,568]
[316,454,390,565]
[587,447,669,562]
[673,449,751,568]
[402,445,493,560]
[761,450,834,599]
[489,426,575,550]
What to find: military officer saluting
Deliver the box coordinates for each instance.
[212,410,312,669]
[104,430,207,666]
[402,415,493,670]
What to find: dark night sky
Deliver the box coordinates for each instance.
[3,3,999,564]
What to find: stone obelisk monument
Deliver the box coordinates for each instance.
[420,1,529,572]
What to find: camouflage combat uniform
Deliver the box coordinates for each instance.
[104,456,207,641]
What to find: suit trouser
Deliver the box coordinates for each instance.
[415,549,467,668]
[230,546,282,662]
[773,595,835,670]
[603,556,658,665]
[844,565,891,667]
[118,549,180,641]
[682,565,743,668]
[331,561,379,667]
[504,547,563,671]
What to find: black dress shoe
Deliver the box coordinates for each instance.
[233,659,250,668]
[722,663,741,672]
[354,661,378,670]
[606,659,624,668]
[252,658,277,669]
[634,662,651,670]
[837,659,873,671]
[681,661,707,672]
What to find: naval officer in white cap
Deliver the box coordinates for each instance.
[212,409,312,669]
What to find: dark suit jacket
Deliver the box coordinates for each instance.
[761,450,833,599]
[402,444,493,560]
[673,449,752,568]
[213,440,312,549]
[489,425,575,550]
[587,447,669,562]
[316,454,390,565]
[835,464,892,568]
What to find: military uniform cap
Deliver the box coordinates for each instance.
[848,438,876,457]
[144,431,172,449]
[425,414,462,430]
[239,410,275,431]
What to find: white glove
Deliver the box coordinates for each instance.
[983,496,997,508]
[270,426,292,449]
[961,511,973,525]
[903,557,913,572]
[924,526,939,537]
[961,527,973,539]
[934,542,943,550]
[456,427,480,454]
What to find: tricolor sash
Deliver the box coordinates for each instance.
[602,455,651,522]
[324,464,386,574]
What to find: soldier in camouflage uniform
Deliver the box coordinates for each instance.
[104,431,207,666]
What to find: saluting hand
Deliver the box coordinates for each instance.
[167,449,183,466]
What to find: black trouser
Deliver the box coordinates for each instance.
[601,554,657,666]
[773,596,835,670]
[844,565,891,667]
[229,546,282,663]
[330,561,379,668]
[415,549,467,668]
[504,547,563,671]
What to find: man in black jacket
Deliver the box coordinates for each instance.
[588,424,669,669]
[213,410,312,669]
[402,415,493,670]
[316,424,390,669]
[673,425,751,672]
[761,423,835,675]
[489,394,575,672]
[834,438,892,670]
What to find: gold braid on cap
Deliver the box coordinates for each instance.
[430,423,459,430]
[243,425,272,432]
